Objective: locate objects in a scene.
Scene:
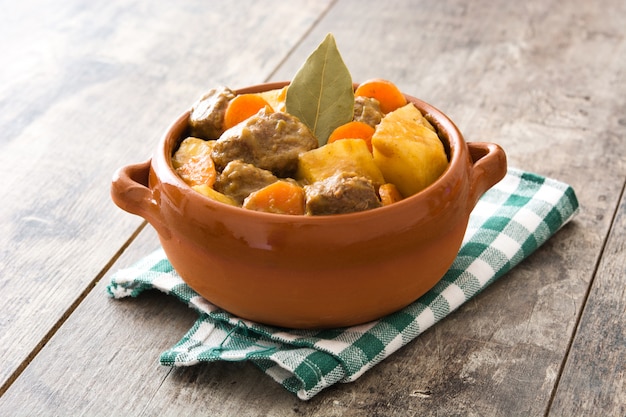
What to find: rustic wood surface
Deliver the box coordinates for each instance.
[1,0,624,416]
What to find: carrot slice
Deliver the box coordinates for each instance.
[355,79,407,114]
[327,121,376,152]
[379,183,403,206]
[242,180,305,215]
[223,94,273,129]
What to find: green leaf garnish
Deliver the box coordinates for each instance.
[286,33,354,146]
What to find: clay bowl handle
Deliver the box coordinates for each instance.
[111,160,170,238]
[467,142,507,208]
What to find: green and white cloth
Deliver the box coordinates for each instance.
[107,168,579,400]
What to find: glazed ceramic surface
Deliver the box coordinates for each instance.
[111,82,507,328]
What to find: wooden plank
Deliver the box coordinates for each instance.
[0,228,190,415]
[0,227,302,415]
[1,0,625,415]
[548,184,626,416]
[0,0,332,392]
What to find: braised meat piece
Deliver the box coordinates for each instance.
[211,108,318,178]
[189,86,236,140]
[214,160,278,205]
[304,172,382,215]
[353,96,383,127]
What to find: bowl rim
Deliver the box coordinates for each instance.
[151,81,467,224]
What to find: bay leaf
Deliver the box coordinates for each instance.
[286,33,354,146]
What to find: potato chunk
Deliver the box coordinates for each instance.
[173,137,236,205]
[256,86,287,112]
[192,184,238,206]
[296,139,385,186]
[172,137,217,188]
[372,104,448,197]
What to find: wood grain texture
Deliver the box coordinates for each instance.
[0,227,200,416]
[0,0,332,392]
[549,186,626,416]
[0,227,303,416]
[0,0,624,415]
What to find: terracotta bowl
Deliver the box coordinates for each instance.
[111,81,507,329]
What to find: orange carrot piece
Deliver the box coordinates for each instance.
[223,94,273,129]
[242,180,305,215]
[327,121,376,152]
[354,79,407,114]
[379,183,403,206]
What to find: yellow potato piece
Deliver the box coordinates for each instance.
[172,137,217,187]
[192,184,238,206]
[297,139,385,186]
[256,86,287,112]
[372,103,448,197]
[172,137,215,169]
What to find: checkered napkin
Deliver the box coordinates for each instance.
[107,168,579,400]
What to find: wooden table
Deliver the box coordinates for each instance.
[1,0,624,415]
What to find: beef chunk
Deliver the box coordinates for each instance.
[353,96,383,127]
[214,160,278,205]
[211,108,318,178]
[189,86,236,140]
[304,172,382,215]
